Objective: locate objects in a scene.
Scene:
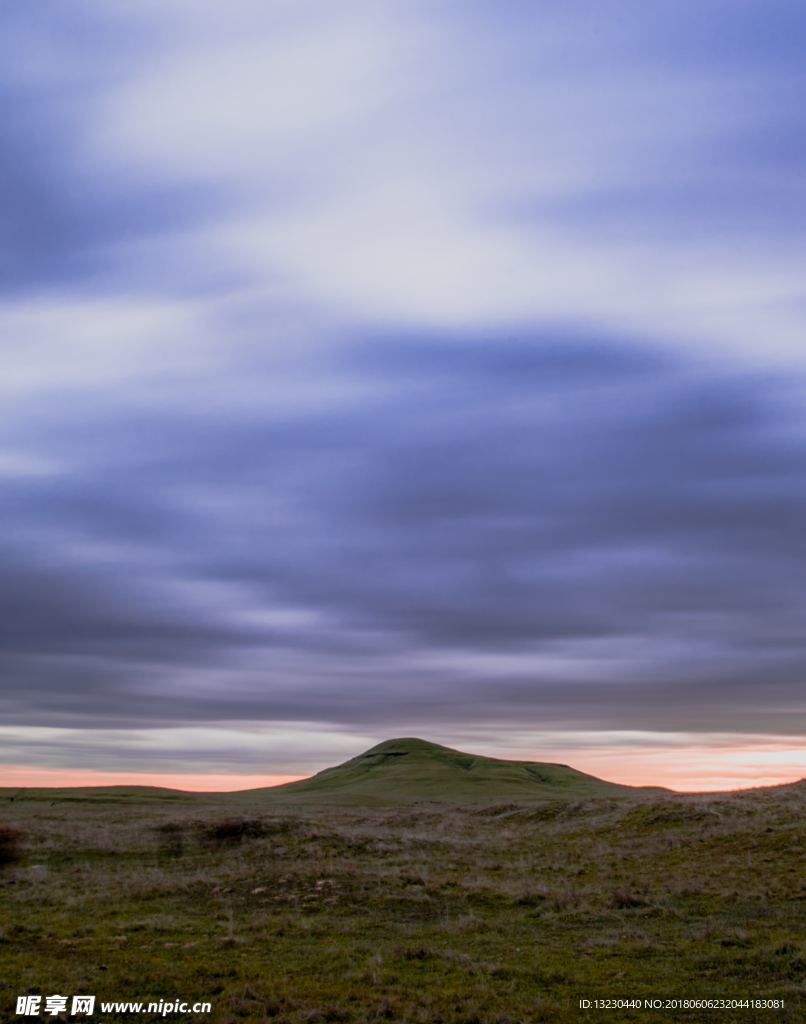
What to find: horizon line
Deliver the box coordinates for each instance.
[2,764,803,796]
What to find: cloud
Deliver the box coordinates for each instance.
[1,2,805,778]
[5,2,806,357]
[1,331,805,753]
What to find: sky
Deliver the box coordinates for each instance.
[1,0,805,792]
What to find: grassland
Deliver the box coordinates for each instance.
[1,776,803,1023]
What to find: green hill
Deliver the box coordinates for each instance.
[252,737,664,804]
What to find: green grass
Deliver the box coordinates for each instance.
[247,738,666,805]
[1,777,803,1023]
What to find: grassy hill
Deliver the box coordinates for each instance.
[249,737,664,804]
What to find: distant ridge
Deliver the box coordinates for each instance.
[253,737,667,804]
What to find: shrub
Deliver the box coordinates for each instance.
[201,817,269,845]
[0,825,23,867]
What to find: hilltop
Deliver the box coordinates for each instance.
[250,736,665,804]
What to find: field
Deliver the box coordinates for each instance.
[1,779,803,1023]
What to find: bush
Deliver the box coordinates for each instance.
[0,825,23,867]
[201,817,269,845]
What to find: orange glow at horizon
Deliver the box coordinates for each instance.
[540,744,806,792]
[0,766,306,792]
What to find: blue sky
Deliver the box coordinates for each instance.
[1,1,805,788]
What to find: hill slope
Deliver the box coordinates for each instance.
[253,737,664,804]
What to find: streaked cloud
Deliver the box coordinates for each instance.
[1,1,804,788]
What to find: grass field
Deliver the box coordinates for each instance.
[1,767,803,1024]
